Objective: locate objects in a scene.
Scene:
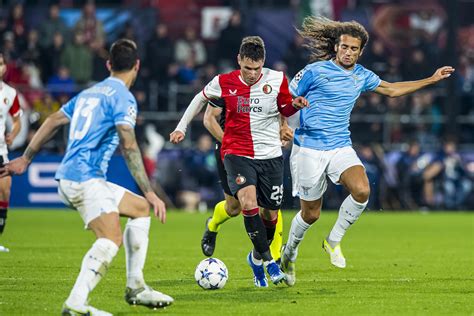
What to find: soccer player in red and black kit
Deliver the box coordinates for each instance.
[172,36,308,286]
[0,52,22,253]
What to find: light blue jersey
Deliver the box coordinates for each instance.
[289,60,381,150]
[55,77,137,182]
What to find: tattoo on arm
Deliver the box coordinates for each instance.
[117,125,153,194]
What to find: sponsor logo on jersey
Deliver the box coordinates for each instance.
[262,84,272,94]
[235,174,246,185]
[237,96,263,113]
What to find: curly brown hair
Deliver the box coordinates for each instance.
[299,16,369,62]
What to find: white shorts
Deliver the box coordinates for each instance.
[290,144,364,201]
[58,178,128,227]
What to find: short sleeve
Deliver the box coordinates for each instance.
[362,68,381,92]
[289,67,321,97]
[60,95,78,120]
[202,75,223,107]
[8,94,21,117]
[113,92,137,128]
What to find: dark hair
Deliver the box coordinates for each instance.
[299,16,369,62]
[109,39,138,72]
[239,36,265,61]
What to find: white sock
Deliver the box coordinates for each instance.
[124,216,150,289]
[66,238,118,307]
[285,211,311,262]
[251,252,263,266]
[328,195,367,245]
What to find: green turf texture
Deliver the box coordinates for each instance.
[0,210,473,315]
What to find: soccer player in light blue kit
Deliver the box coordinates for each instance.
[280,17,454,286]
[2,39,173,314]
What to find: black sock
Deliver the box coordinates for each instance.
[243,208,272,262]
[0,208,7,234]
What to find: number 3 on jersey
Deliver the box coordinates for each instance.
[69,97,100,140]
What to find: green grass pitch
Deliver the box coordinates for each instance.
[0,210,473,315]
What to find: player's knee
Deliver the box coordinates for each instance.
[136,198,150,217]
[301,207,320,224]
[227,203,241,217]
[352,185,370,203]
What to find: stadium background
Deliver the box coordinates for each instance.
[0,0,473,211]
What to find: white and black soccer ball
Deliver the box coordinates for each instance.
[194,258,228,290]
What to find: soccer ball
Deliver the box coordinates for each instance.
[194,258,228,290]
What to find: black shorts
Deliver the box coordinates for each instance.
[223,154,284,210]
[214,142,232,196]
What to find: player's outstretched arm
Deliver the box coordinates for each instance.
[0,111,69,178]
[169,92,208,144]
[203,104,224,143]
[375,66,455,98]
[117,124,167,223]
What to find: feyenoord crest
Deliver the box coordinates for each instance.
[262,84,272,94]
[235,174,246,185]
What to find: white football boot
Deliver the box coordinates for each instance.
[323,239,346,268]
[279,244,296,286]
[125,285,174,308]
[0,245,9,252]
[61,303,112,316]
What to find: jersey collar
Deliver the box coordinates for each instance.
[330,59,356,74]
[238,72,263,87]
[108,76,127,86]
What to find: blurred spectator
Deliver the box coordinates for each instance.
[216,11,245,70]
[363,38,389,76]
[39,3,69,49]
[47,66,76,99]
[175,26,207,67]
[22,29,41,67]
[7,3,25,33]
[177,58,198,85]
[40,31,65,83]
[0,17,8,41]
[283,33,309,77]
[423,138,472,209]
[119,22,136,41]
[8,3,27,54]
[60,30,92,85]
[402,49,431,81]
[178,134,218,212]
[90,38,109,82]
[145,23,174,83]
[74,1,105,47]
[32,93,60,125]
[409,8,443,47]
[2,32,20,61]
[198,63,218,86]
[396,140,425,208]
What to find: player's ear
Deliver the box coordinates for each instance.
[135,59,140,72]
[237,54,241,66]
[106,60,112,71]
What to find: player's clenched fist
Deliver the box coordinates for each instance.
[292,96,309,109]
